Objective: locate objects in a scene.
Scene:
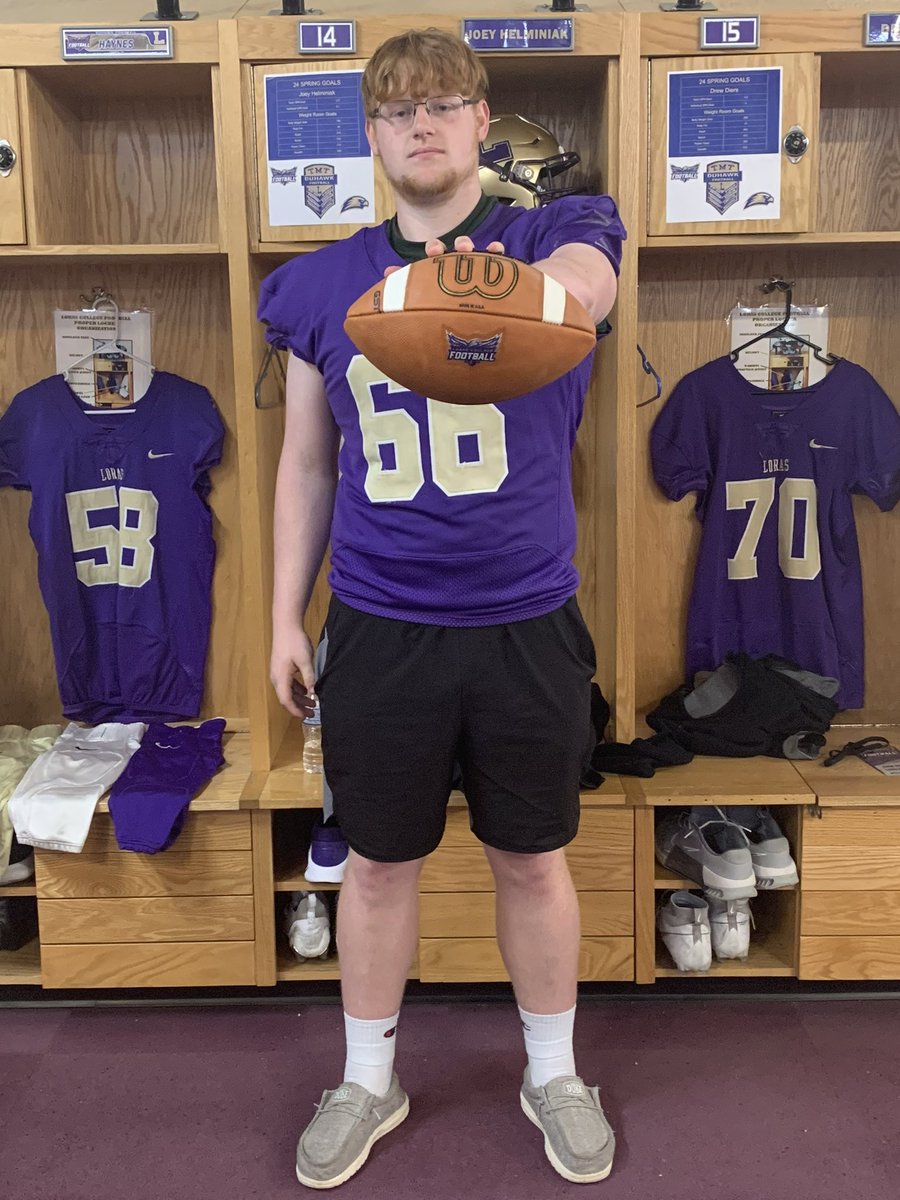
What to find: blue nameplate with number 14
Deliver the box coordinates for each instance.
[298,22,356,54]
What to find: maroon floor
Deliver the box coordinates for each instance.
[3,997,898,1199]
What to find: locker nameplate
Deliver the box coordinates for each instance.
[298,22,356,55]
[461,19,574,53]
[700,17,760,51]
[864,13,900,44]
[60,26,173,60]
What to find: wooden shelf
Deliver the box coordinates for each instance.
[276,942,341,982]
[0,938,41,985]
[654,866,695,890]
[656,937,795,979]
[96,732,255,813]
[633,755,815,807]
[642,232,900,250]
[276,943,420,983]
[1,244,224,258]
[275,863,341,894]
[791,726,900,806]
[0,880,36,897]
[261,724,630,810]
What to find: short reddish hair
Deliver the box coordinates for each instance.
[362,28,488,115]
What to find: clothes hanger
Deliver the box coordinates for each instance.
[63,291,155,403]
[730,278,841,367]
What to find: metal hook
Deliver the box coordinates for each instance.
[254,343,287,409]
[636,344,663,407]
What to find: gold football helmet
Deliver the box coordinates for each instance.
[479,114,581,208]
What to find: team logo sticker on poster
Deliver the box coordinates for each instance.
[302,163,338,218]
[704,160,743,214]
[666,67,782,223]
[263,69,375,227]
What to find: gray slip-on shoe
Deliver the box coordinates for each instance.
[520,1069,615,1183]
[296,1073,409,1189]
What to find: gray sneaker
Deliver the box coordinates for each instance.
[655,808,757,900]
[520,1069,615,1183]
[296,1074,409,1189]
[721,806,799,889]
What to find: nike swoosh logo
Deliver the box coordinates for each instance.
[147,450,174,459]
[809,439,837,450]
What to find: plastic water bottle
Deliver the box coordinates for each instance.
[302,697,324,774]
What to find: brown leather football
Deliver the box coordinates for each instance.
[343,252,596,405]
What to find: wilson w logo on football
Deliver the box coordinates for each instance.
[344,251,595,406]
[436,253,518,300]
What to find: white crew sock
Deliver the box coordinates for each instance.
[343,1011,400,1097]
[519,1004,577,1088]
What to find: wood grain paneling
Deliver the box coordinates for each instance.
[792,727,900,805]
[418,936,633,983]
[802,807,900,891]
[0,70,25,244]
[0,938,41,985]
[802,890,900,936]
[39,895,255,944]
[0,20,220,67]
[80,812,251,854]
[633,755,813,805]
[419,890,633,938]
[19,67,218,245]
[818,54,900,234]
[800,936,900,981]
[35,851,253,899]
[0,258,244,726]
[419,808,633,892]
[41,940,255,988]
[648,54,819,236]
[236,13,622,62]
[636,244,900,724]
[253,60,393,244]
[803,807,900,850]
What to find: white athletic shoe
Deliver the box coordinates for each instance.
[283,891,331,961]
[708,897,753,960]
[657,890,712,972]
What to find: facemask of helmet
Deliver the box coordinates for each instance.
[478,114,582,208]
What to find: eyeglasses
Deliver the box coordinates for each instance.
[370,95,476,130]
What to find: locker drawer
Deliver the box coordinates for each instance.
[41,941,256,989]
[82,812,251,853]
[39,895,255,944]
[800,937,900,981]
[419,808,634,892]
[802,808,900,890]
[418,937,633,983]
[35,850,253,899]
[419,891,633,938]
[801,890,900,936]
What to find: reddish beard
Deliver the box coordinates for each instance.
[389,142,481,204]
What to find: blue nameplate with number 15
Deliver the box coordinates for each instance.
[298,22,356,54]
[700,17,760,50]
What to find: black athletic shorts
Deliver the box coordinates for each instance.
[314,594,596,863]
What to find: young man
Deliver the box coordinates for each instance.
[259,28,625,1189]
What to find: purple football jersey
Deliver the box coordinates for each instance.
[258,196,625,625]
[0,372,224,721]
[651,356,900,709]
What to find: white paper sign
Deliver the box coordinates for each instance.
[667,67,782,224]
[54,309,153,406]
[264,69,375,228]
[729,304,830,391]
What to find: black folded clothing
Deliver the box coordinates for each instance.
[646,652,838,759]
